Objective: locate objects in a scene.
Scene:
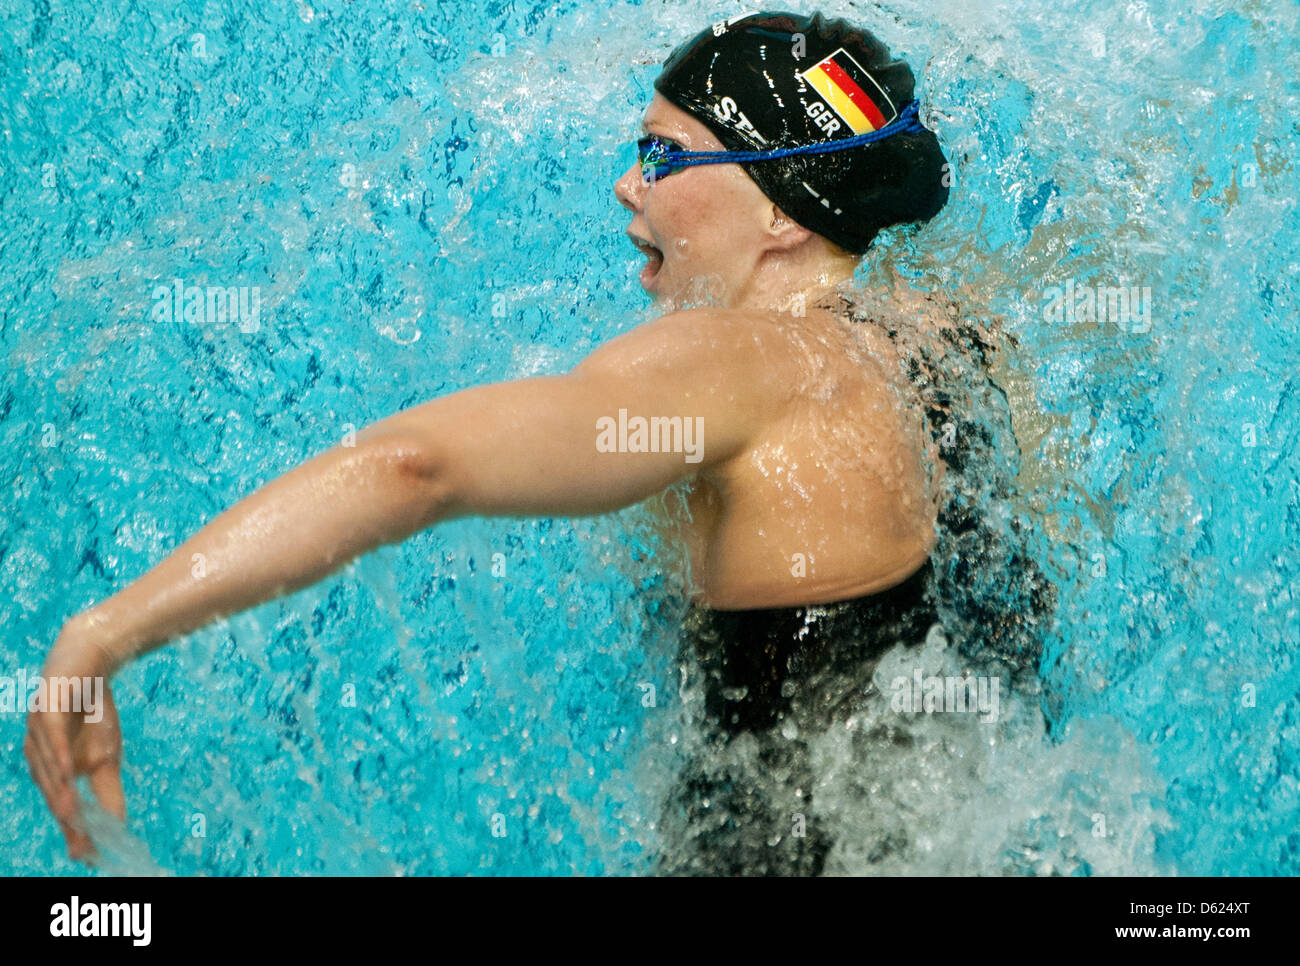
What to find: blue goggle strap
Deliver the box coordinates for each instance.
[654,99,926,170]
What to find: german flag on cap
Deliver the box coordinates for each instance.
[800,47,898,134]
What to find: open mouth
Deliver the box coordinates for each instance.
[628,233,664,290]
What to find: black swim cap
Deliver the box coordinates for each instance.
[653,10,950,255]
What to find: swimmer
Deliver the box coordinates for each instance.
[26,10,956,871]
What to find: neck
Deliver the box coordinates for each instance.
[724,243,860,314]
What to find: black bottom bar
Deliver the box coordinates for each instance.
[0,875,1284,951]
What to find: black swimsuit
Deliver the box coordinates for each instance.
[688,560,938,736]
[657,560,941,877]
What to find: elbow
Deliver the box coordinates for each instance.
[360,433,457,529]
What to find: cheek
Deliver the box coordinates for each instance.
[651,170,753,257]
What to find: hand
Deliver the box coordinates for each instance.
[24,619,126,863]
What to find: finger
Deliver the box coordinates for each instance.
[25,718,57,778]
[29,710,75,777]
[87,760,127,822]
[27,753,63,822]
[25,724,72,819]
[45,770,93,860]
[46,776,90,856]
[26,716,92,858]
[37,777,92,860]
[60,815,95,862]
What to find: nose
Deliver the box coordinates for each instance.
[614,160,646,213]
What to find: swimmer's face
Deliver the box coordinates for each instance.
[615,93,780,307]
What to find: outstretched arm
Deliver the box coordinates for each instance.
[58,306,772,670]
[25,306,783,859]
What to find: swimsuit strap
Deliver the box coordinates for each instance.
[818,291,957,456]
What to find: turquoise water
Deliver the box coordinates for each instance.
[2,0,1296,875]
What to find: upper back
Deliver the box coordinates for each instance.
[682,303,942,608]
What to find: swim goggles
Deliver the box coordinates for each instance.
[637,99,925,184]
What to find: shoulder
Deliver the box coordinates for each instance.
[555,307,806,470]
[573,307,796,396]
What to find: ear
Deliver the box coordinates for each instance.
[765,203,813,249]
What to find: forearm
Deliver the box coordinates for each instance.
[55,435,447,676]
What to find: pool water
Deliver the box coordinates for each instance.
[1,0,1296,875]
